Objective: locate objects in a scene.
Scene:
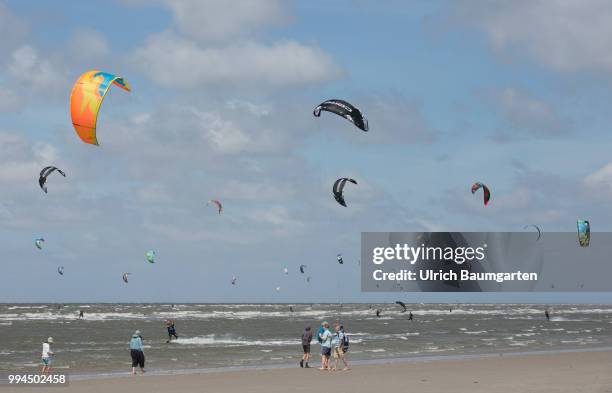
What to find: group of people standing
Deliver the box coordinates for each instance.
[301,321,349,371]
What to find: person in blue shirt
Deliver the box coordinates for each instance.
[129,330,145,375]
[319,321,332,370]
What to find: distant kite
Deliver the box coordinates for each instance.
[333,178,357,207]
[57,266,64,276]
[231,276,237,285]
[313,99,368,132]
[122,272,130,283]
[39,167,66,194]
[337,253,344,264]
[523,224,542,241]
[35,238,45,250]
[471,182,491,206]
[146,250,156,264]
[577,220,590,247]
[207,200,222,214]
[299,264,307,274]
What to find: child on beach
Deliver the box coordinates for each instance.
[332,324,349,371]
[300,326,313,368]
[41,337,54,375]
[319,321,332,370]
[129,330,146,375]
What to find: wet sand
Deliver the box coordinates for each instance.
[5,349,612,393]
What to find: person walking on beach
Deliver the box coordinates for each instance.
[41,337,54,375]
[130,330,146,375]
[300,326,313,368]
[165,319,178,343]
[332,324,349,371]
[319,321,332,370]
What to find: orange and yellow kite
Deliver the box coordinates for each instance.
[70,70,130,146]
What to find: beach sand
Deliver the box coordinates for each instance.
[5,350,612,393]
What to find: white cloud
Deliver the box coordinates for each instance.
[7,45,65,90]
[485,87,569,139]
[457,0,612,73]
[131,32,342,89]
[0,132,58,188]
[159,0,288,43]
[585,162,612,195]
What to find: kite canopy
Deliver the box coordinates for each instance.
[39,166,66,194]
[395,301,407,313]
[231,276,237,285]
[207,200,222,214]
[35,238,44,250]
[145,250,156,263]
[523,224,542,241]
[122,272,130,283]
[333,178,357,207]
[299,264,306,274]
[337,253,344,264]
[70,70,131,146]
[577,220,590,247]
[313,99,368,131]
[471,182,491,206]
[57,266,64,276]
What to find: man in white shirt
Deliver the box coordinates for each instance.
[41,337,54,375]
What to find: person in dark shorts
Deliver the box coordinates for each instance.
[165,319,178,343]
[300,326,313,368]
[129,330,145,375]
[319,321,332,370]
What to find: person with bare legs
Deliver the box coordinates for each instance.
[300,326,313,368]
[40,337,54,375]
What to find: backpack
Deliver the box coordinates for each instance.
[341,331,349,351]
[316,326,324,343]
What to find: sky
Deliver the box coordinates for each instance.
[1,0,612,303]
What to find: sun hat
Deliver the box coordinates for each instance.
[47,337,54,343]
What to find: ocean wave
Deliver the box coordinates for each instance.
[174,335,300,347]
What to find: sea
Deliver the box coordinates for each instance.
[1,303,611,377]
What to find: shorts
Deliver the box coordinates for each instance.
[321,346,331,357]
[130,349,145,368]
[41,357,51,366]
[333,347,344,359]
[302,344,311,354]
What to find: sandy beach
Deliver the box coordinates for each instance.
[5,349,612,393]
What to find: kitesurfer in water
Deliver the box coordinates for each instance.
[165,319,178,343]
[376,309,381,318]
[408,312,413,320]
[545,310,550,321]
[78,310,84,319]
